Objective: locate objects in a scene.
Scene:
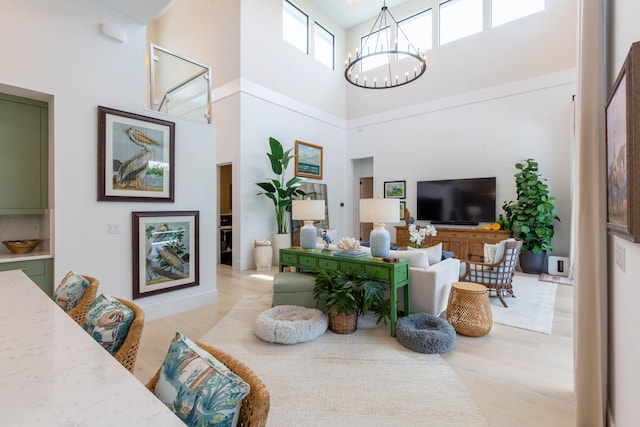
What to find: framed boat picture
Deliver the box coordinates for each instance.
[294,140,323,179]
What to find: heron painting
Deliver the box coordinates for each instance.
[132,211,200,299]
[98,106,175,201]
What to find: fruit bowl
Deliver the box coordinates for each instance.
[2,239,42,254]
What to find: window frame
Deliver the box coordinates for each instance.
[438,0,483,46]
[283,0,309,54]
[397,8,433,54]
[491,0,545,28]
[314,21,335,70]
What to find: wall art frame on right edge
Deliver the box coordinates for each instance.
[605,41,640,242]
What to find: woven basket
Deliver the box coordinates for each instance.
[446,282,492,337]
[329,312,358,334]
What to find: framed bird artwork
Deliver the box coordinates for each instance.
[98,106,175,202]
[132,211,199,299]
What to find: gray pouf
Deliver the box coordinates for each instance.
[396,313,456,354]
[255,305,328,344]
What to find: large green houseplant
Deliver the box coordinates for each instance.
[502,158,560,273]
[313,269,391,334]
[256,137,306,234]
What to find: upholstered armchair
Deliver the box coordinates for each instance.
[459,239,523,307]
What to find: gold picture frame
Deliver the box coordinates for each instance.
[295,140,323,179]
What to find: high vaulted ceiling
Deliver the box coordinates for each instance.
[94,0,410,29]
[93,0,174,24]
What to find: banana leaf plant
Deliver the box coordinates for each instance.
[256,137,306,234]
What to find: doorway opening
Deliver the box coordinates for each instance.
[218,163,232,266]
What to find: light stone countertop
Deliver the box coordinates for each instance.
[0,270,184,426]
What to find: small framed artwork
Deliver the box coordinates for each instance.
[98,106,175,202]
[295,140,323,179]
[399,201,406,221]
[384,180,406,198]
[605,42,640,242]
[132,211,199,299]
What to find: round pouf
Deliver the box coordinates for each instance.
[446,282,493,337]
[396,313,456,354]
[255,305,328,344]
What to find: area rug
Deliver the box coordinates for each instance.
[200,295,488,427]
[490,273,558,334]
[539,273,574,286]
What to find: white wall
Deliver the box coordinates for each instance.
[608,0,640,425]
[150,0,241,89]
[241,0,347,118]
[238,88,348,270]
[0,0,218,320]
[346,70,575,257]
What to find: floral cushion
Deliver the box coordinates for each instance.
[52,271,90,312]
[154,332,250,427]
[83,294,134,355]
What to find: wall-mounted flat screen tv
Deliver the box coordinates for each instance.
[416,177,496,225]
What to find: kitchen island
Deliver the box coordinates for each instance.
[0,269,183,426]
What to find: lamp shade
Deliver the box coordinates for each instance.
[359,197,399,224]
[292,199,325,221]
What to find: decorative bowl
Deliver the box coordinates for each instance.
[2,239,42,254]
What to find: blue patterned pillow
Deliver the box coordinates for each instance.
[52,271,90,312]
[82,294,134,354]
[154,332,250,427]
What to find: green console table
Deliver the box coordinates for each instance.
[279,248,410,337]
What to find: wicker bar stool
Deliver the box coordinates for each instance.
[446,282,492,337]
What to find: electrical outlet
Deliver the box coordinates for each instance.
[108,223,121,234]
[615,242,625,272]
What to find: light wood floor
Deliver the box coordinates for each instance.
[134,265,576,427]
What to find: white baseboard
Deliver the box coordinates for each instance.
[141,289,219,322]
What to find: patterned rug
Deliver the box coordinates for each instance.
[200,295,489,427]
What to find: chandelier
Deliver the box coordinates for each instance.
[344,2,426,89]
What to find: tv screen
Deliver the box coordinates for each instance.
[416,177,496,225]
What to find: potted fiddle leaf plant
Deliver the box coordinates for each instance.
[502,158,560,274]
[256,137,306,262]
[313,269,390,334]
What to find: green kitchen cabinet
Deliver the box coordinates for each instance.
[0,93,48,214]
[0,258,54,296]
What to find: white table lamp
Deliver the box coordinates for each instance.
[360,196,399,258]
[292,198,325,250]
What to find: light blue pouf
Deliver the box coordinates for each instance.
[396,313,456,354]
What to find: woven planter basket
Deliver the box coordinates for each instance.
[329,312,358,334]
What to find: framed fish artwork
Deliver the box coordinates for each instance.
[98,106,175,202]
[132,211,199,299]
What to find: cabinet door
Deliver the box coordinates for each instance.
[0,95,48,212]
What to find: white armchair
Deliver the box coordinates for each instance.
[406,257,461,316]
[385,249,461,316]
